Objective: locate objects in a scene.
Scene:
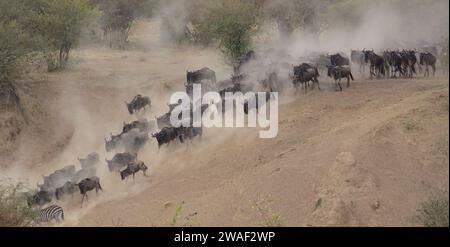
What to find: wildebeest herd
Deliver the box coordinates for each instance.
[25,45,443,224]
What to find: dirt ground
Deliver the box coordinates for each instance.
[1,19,448,227]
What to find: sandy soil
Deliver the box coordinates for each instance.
[1,19,448,227]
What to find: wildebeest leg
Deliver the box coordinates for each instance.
[81,193,88,208]
[338,78,343,91]
[432,64,436,77]
[347,76,350,88]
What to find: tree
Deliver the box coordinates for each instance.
[261,0,324,38]
[0,0,39,83]
[0,180,37,227]
[33,0,99,71]
[92,0,157,48]
[190,0,260,66]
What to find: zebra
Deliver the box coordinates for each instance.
[35,205,64,224]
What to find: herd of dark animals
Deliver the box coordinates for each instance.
[350,48,438,79]
[25,46,441,224]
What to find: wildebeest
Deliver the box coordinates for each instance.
[291,63,320,92]
[105,152,138,172]
[156,112,172,129]
[243,91,272,114]
[78,152,99,169]
[38,165,76,194]
[55,181,77,200]
[218,83,242,98]
[327,65,354,91]
[420,52,437,77]
[122,118,152,134]
[384,50,404,78]
[72,166,97,183]
[312,54,331,75]
[125,94,151,114]
[400,50,417,78]
[177,126,203,142]
[350,50,366,74]
[258,71,280,92]
[363,50,385,78]
[27,190,53,206]
[75,176,103,206]
[329,53,350,66]
[186,67,216,85]
[105,132,123,152]
[120,161,149,180]
[105,129,148,153]
[151,127,183,149]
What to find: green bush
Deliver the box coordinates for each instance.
[190,0,259,66]
[0,180,37,227]
[31,0,99,71]
[93,0,157,48]
[0,23,34,83]
[415,193,449,227]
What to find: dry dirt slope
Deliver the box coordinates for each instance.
[72,76,448,227]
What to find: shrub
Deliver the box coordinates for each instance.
[190,0,260,66]
[415,193,449,227]
[0,180,37,227]
[32,0,99,71]
[252,194,286,227]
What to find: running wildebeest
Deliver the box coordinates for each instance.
[78,152,99,169]
[105,152,138,172]
[186,67,217,85]
[351,50,366,75]
[420,52,437,77]
[399,50,417,78]
[127,132,149,152]
[384,50,404,78]
[120,161,149,180]
[363,49,386,78]
[151,127,183,149]
[156,112,172,129]
[38,165,76,194]
[312,54,331,75]
[75,176,103,206]
[243,91,272,114]
[55,181,77,200]
[177,126,203,142]
[125,94,151,114]
[291,63,320,92]
[327,65,354,91]
[329,53,350,66]
[218,83,242,98]
[105,132,123,152]
[27,190,53,206]
[72,166,97,183]
[122,118,152,134]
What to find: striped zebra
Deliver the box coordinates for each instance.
[35,205,64,224]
